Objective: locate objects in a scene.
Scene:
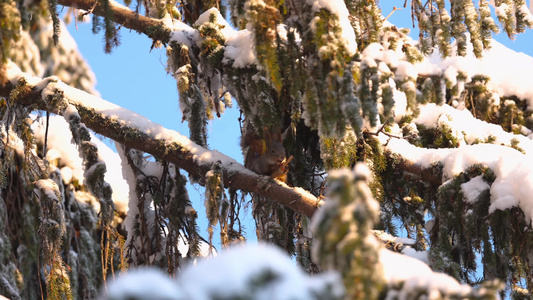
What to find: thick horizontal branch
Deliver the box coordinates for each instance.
[76,107,320,217]
[385,150,443,187]
[58,0,172,43]
[0,71,320,217]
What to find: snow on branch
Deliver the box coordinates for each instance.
[415,103,533,154]
[102,243,494,299]
[0,62,320,217]
[380,248,500,297]
[384,137,533,226]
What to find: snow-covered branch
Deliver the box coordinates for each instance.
[58,0,173,43]
[384,137,533,225]
[414,103,533,153]
[0,63,320,217]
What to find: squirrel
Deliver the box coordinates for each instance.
[240,127,291,181]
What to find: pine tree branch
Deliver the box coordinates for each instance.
[57,0,173,43]
[0,68,320,217]
[384,149,443,187]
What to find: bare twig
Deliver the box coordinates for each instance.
[383,6,402,22]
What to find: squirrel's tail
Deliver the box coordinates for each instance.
[240,128,265,169]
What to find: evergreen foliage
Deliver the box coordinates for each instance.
[119,146,203,272]
[1,0,533,299]
[311,164,383,299]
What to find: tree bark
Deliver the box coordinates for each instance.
[384,150,443,186]
[58,0,173,43]
[0,72,320,217]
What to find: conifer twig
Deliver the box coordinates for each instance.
[366,123,403,140]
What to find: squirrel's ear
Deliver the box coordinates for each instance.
[262,127,272,142]
[270,127,283,142]
[280,127,290,141]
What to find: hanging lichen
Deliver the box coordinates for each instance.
[205,161,225,246]
[320,129,358,170]
[35,179,73,300]
[311,164,384,300]
[246,0,283,91]
[0,0,22,65]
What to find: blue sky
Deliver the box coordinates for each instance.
[66,2,533,161]
[65,2,533,248]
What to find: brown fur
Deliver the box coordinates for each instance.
[241,127,287,179]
